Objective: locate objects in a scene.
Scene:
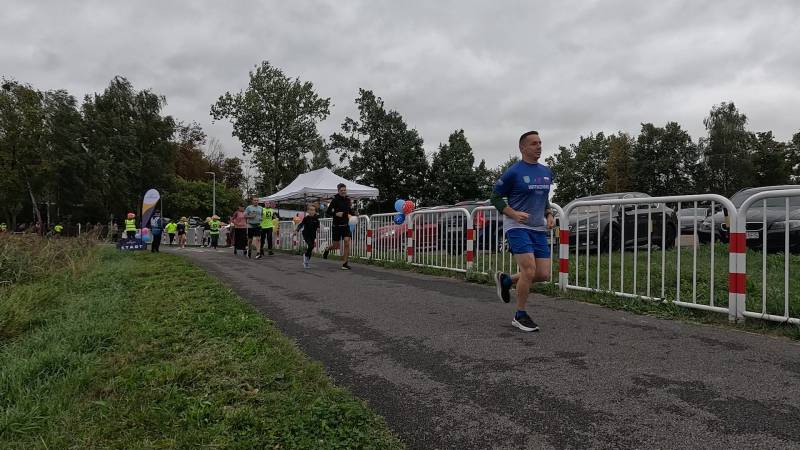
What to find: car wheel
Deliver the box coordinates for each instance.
[600,225,621,253]
[664,223,676,249]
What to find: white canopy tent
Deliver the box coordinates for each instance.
[260,168,379,203]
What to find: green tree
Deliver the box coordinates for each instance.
[632,122,699,196]
[220,157,245,191]
[0,80,47,230]
[788,132,800,183]
[427,129,479,204]
[41,89,89,223]
[474,159,494,199]
[329,89,429,211]
[308,136,332,170]
[546,133,608,204]
[750,131,789,186]
[605,132,634,193]
[174,121,210,181]
[81,76,176,221]
[211,61,331,195]
[161,177,243,220]
[698,102,753,196]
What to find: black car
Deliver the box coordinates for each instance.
[698,185,800,252]
[436,200,506,255]
[564,192,678,251]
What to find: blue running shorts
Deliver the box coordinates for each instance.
[506,228,551,258]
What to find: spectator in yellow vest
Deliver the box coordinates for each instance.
[124,213,137,239]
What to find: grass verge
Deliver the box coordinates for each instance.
[0,246,404,449]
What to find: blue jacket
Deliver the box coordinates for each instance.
[150,216,164,235]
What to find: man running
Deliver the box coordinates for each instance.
[322,183,355,270]
[244,196,263,259]
[165,220,177,245]
[491,131,555,332]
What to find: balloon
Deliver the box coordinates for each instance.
[394,199,406,213]
[348,215,358,226]
[142,227,150,235]
[402,200,415,214]
[393,213,405,225]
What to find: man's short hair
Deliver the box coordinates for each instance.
[519,131,539,146]
[337,183,346,189]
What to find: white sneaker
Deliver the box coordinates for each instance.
[303,255,309,269]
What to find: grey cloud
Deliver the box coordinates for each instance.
[2,0,799,167]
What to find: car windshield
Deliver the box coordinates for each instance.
[677,208,707,216]
[731,190,800,208]
[571,205,613,215]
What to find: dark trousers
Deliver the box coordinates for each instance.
[210,233,219,249]
[303,235,315,258]
[126,230,136,239]
[151,233,162,252]
[260,227,274,254]
[168,233,175,245]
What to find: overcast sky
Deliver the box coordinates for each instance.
[3,0,799,169]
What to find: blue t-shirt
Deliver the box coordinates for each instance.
[244,205,263,227]
[493,161,553,232]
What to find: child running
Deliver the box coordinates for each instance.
[177,217,188,249]
[296,204,321,269]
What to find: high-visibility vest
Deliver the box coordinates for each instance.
[54,224,63,233]
[261,208,274,229]
[0,223,7,232]
[209,220,221,234]
[125,219,136,232]
[165,222,177,233]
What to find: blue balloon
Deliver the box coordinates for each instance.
[393,213,405,225]
[394,199,406,213]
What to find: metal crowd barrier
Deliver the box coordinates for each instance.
[469,205,562,283]
[370,212,409,263]
[737,189,800,325]
[559,194,740,321]
[407,207,473,273]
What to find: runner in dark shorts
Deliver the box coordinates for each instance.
[322,183,355,270]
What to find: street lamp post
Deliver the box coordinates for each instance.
[205,172,216,216]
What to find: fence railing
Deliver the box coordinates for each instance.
[559,194,741,320]
[407,207,472,273]
[737,189,800,325]
[126,192,798,326]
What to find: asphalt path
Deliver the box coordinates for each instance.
[170,246,800,449]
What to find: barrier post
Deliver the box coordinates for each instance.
[466,226,475,272]
[406,213,414,264]
[559,216,570,290]
[366,228,373,260]
[727,211,746,322]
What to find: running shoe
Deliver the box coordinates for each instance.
[341,262,351,270]
[494,272,511,303]
[512,312,539,332]
[255,253,262,259]
[268,250,274,256]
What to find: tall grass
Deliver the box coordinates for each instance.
[1,232,99,342]
[0,232,98,285]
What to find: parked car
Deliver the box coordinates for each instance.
[435,200,507,255]
[564,192,678,251]
[677,207,709,234]
[698,185,800,252]
[373,207,442,251]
